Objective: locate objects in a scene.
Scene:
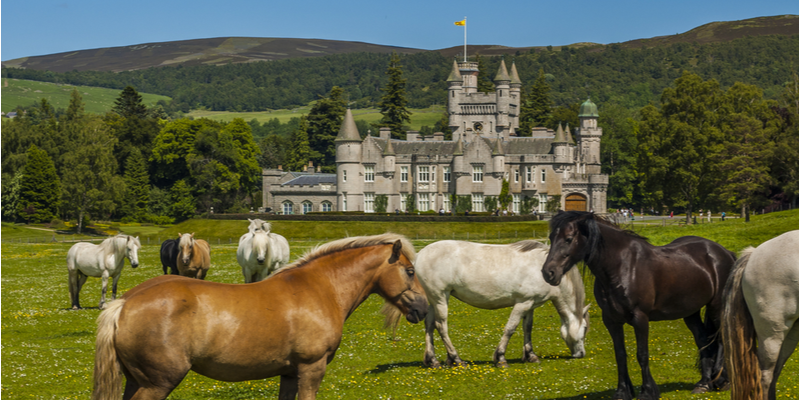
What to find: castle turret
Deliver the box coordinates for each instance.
[509,61,522,135]
[447,59,463,117]
[577,98,602,174]
[382,135,396,175]
[494,59,511,134]
[553,123,570,165]
[492,137,505,176]
[335,108,363,211]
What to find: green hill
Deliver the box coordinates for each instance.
[1,78,171,114]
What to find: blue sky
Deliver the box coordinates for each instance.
[1,0,797,61]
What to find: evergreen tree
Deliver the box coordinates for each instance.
[2,169,24,222]
[518,69,551,136]
[108,86,160,174]
[433,111,453,140]
[285,116,312,171]
[121,148,150,221]
[476,54,495,93]
[307,87,347,171]
[18,145,61,223]
[112,86,148,119]
[378,52,412,139]
[498,179,511,211]
[170,179,196,222]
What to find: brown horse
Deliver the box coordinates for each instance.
[541,211,735,400]
[92,233,428,400]
[176,232,210,279]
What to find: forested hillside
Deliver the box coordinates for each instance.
[3,35,797,113]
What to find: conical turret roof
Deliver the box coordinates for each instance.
[509,61,522,85]
[492,138,504,155]
[553,123,567,143]
[453,136,464,156]
[565,123,575,144]
[382,138,395,156]
[447,59,463,83]
[335,109,362,142]
[494,58,510,83]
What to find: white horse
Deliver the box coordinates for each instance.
[415,240,590,368]
[237,220,290,283]
[66,235,141,310]
[722,230,799,400]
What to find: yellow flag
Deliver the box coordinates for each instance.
[454,19,465,26]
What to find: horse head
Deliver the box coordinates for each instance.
[178,233,195,265]
[251,231,269,264]
[542,211,598,286]
[561,304,590,358]
[375,240,428,328]
[126,235,141,268]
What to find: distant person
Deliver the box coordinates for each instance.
[502,210,508,216]
[439,208,444,216]
[721,211,726,221]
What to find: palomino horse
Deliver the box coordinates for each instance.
[238,219,290,282]
[159,237,180,275]
[541,211,735,400]
[176,233,210,279]
[415,240,589,368]
[92,233,428,400]
[67,235,141,310]
[722,230,799,400]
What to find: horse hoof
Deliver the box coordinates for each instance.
[691,384,710,394]
[72,305,80,310]
[426,360,442,369]
[495,361,509,368]
[524,355,541,364]
[716,381,730,392]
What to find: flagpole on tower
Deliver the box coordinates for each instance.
[463,16,467,63]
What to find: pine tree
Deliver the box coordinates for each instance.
[285,116,312,171]
[112,86,148,119]
[518,69,551,136]
[122,148,150,221]
[109,86,159,175]
[378,52,412,139]
[17,145,61,223]
[307,87,347,170]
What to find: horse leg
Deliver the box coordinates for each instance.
[278,375,299,400]
[423,304,441,368]
[493,301,532,368]
[111,273,121,301]
[99,272,110,309]
[68,269,80,310]
[432,296,467,367]
[522,308,540,364]
[683,311,715,393]
[75,272,88,309]
[603,313,635,400]
[630,312,659,400]
[296,358,328,400]
[759,319,799,400]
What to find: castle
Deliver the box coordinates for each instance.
[262,59,608,215]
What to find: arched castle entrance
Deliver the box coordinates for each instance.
[565,193,587,212]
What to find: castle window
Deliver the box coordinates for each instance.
[443,195,451,213]
[539,194,547,213]
[526,166,532,183]
[282,201,294,215]
[514,169,520,183]
[321,201,332,212]
[473,166,483,182]
[472,193,484,212]
[364,166,374,182]
[513,194,521,213]
[443,166,451,182]
[343,170,347,183]
[342,196,347,212]
[302,201,312,215]
[364,193,374,213]
[418,193,430,212]
[418,166,430,182]
[400,193,407,212]
[401,166,408,182]
[541,169,546,183]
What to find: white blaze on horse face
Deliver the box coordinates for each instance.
[127,237,141,268]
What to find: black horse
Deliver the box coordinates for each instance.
[159,237,181,275]
[541,211,734,400]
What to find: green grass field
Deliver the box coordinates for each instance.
[1,211,797,399]
[187,106,446,131]
[1,78,171,114]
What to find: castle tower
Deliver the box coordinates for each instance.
[509,61,522,135]
[494,59,511,138]
[552,123,570,165]
[335,108,363,211]
[459,61,479,94]
[447,59,463,126]
[492,137,505,177]
[577,98,602,174]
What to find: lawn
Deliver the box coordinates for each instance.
[2,78,171,114]
[1,211,797,399]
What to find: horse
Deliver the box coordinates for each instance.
[92,233,428,400]
[66,235,141,310]
[415,240,590,368]
[541,211,735,400]
[237,224,290,283]
[721,230,798,400]
[159,237,180,275]
[248,217,271,234]
[176,232,210,279]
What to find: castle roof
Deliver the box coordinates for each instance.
[565,123,575,144]
[334,108,362,142]
[492,137,504,155]
[382,137,396,155]
[578,98,599,117]
[494,59,510,83]
[553,123,567,143]
[447,59,463,83]
[509,61,522,86]
[281,174,337,186]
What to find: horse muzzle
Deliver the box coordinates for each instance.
[131,263,139,268]
[405,294,428,324]
[257,258,265,264]
[406,308,426,324]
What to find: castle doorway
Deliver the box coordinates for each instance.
[565,193,587,212]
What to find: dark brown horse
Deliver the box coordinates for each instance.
[92,233,427,400]
[541,211,735,400]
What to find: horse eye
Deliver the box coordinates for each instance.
[565,237,573,244]
[406,269,415,277]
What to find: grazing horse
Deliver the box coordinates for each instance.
[92,233,428,400]
[237,226,290,283]
[159,237,180,275]
[67,235,141,310]
[722,230,799,400]
[176,233,210,279]
[415,240,589,368]
[541,211,735,400]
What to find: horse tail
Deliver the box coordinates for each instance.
[721,248,762,400]
[92,299,126,400]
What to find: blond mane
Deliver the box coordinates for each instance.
[277,233,416,273]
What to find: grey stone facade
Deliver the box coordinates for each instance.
[262,59,608,214]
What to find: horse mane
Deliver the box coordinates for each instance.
[178,233,194,248]
[565,266,587,322]
[509,240,549,253]
[105,235,136,254]
[550,211,648,264]
[279,233,416,273]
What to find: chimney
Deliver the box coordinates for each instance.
[308,161,314,173]
[379,127,391,141]
[407,131,419,141]
[278,165,283,171]
[303,165,308,172]
[434,132,444,141]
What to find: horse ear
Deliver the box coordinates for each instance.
[191,232,195,238]
[178,233,182,238]
[248,218,253,223]
[390,240,403,261]
[583,304,590,315]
